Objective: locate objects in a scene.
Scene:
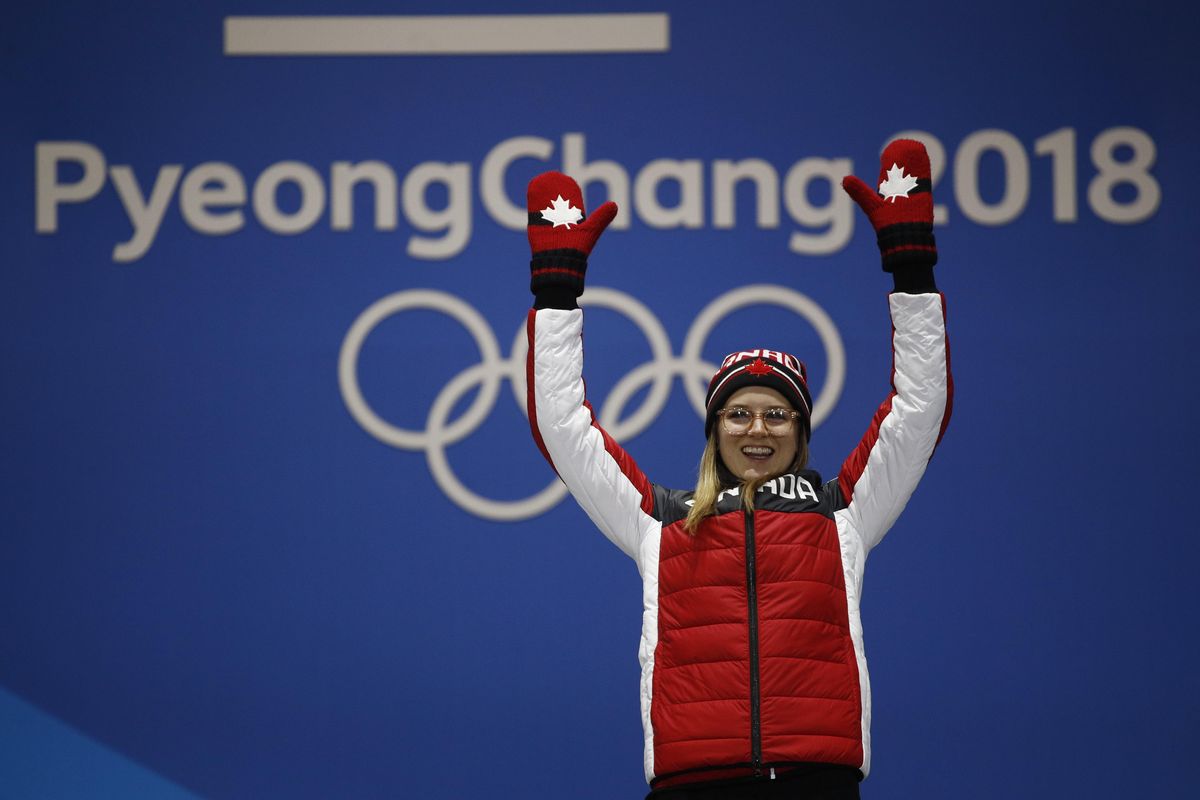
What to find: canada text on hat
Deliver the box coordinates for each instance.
[718,349,804,375]
[708,351,809,410]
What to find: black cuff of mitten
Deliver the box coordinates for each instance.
[532,287,579,310]
[891,264,938,294]
[878,223,937,274]
[530,249,587,309]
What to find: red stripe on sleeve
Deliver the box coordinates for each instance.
[935,293,954,447]
[583,400,655,516]
[526,310,654,516]
[525,310,556,471]
[838,392,896,507]
[839,314,899,506]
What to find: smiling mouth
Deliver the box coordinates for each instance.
[741,446,775,460]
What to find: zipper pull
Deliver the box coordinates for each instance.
[769,768,776,780]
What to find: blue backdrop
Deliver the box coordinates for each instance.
[3,2,1198,798]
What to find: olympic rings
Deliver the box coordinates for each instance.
[338,285,845,521]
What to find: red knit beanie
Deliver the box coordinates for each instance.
[704,349,812,440]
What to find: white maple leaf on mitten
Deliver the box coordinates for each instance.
[540,195,584,228]
[878,163,919,202]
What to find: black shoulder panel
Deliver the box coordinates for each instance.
[651,484,695,526]
[824,475,848,513]
[748,470,836,516]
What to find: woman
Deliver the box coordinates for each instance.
[524,140,952,799]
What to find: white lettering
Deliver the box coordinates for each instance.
[402,162,470,259]
[331,161,398,231]
[755,473,818,502]
[778,474,794,500]
[563,133,630,230]
[796,476,818,502]
[253,161,326,235]
[180,162,246,235]
[36,141,107,232]
[480,135,553,231]
[712,159,779,229]
[725,350,767,367]
[635,158,703,229]
[954,129,1029,226]
[110,165,183,262]
[783,157,853,255]
[48,129,1134,264]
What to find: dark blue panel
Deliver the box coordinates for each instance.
[2,2,1197,798]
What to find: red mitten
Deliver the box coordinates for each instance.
[527,171,618,299]
[842,139,937,272]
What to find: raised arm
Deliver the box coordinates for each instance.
[834,140,954,553]
[524,172,658,561]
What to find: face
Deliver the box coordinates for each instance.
[716,386,800,481]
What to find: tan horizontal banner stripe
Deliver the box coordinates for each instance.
[224,14,670,55]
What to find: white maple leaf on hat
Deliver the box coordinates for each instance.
[540,195,584,228]
[878,163,919,202]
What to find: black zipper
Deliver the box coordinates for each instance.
[744,506,763,773]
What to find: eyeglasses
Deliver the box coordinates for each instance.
[716,406,800,435]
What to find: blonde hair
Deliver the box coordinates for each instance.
[683,430,809,533]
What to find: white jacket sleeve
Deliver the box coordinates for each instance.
[832,292,953,553]
[525,307,659,562]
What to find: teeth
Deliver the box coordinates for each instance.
[742,446,773,456]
